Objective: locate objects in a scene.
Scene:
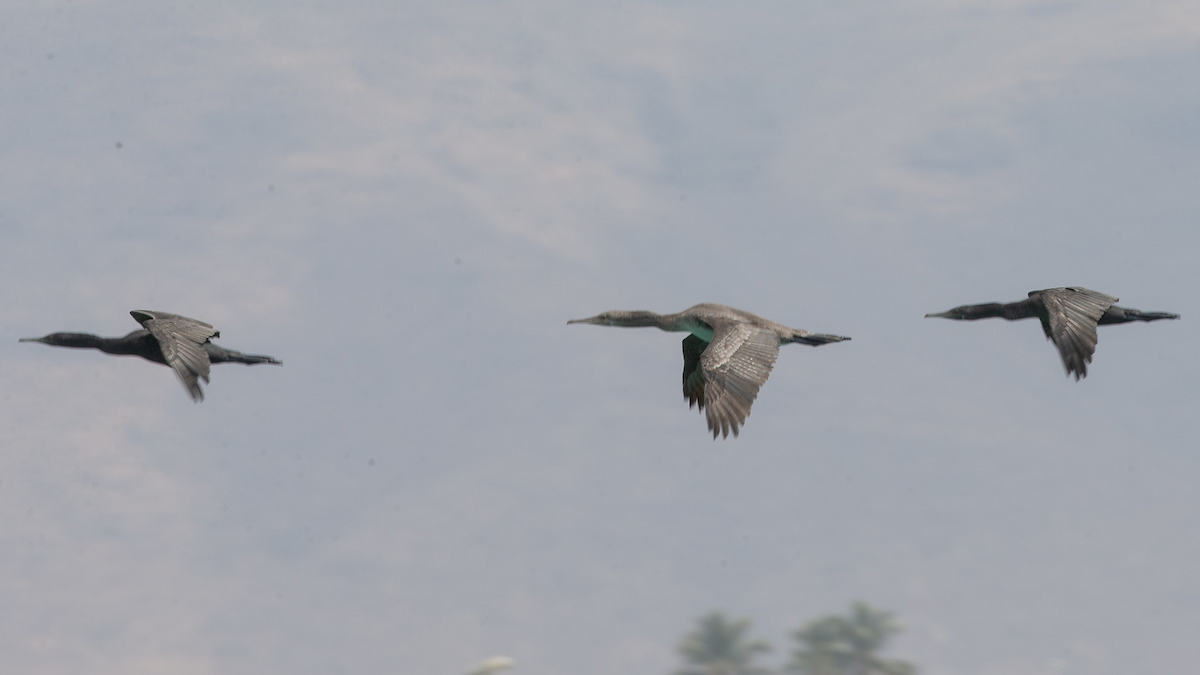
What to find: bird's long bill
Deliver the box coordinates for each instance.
[924,311,953,318]
[18,336,47,343]
[566,315,604,325]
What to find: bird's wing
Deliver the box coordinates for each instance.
[681,334,707,410]
[697,320,781,438]
[131,310,218,400]
[1037,288,1118,380]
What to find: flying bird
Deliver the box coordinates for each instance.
[568,303,850,438]
[925,287,1179,379]
[20,310,281,400]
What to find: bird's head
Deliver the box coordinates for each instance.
[19,332,97,347]
[924,304,1002,321]
[567,310,656,327]
[567,311,615,326]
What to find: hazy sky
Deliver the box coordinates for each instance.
[2,1,1198,674]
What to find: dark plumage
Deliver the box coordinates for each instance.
[20,310,281,400]
[568,303,849,438]
[925,287,1179,379]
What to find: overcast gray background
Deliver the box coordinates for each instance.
[2,1,1198,674]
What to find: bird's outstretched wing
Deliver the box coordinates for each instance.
[1036,287,1118,380]
[131,310,218,401]
[689,320,781,439]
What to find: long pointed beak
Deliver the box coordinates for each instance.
[567,316,602,325]
[924,311,951,319]
[18,337,45,343]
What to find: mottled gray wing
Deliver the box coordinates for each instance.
[1037,287,1118,380]
[698,320,781,439]
[131,310,218,401]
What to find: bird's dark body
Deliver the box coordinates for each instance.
[20,310,280,400]
[926,287,1178,379]
[569,303,849,438]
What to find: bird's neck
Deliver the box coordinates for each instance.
[601,311,711,338]
[44,332,144,356]
[1000,299,1038,320]
[44,332,107,349]
[957,301,1037,321]
[612,311,670,328]
[959,303,1006,320]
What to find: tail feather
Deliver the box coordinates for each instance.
[231,352,282,365]
[791,332,850,346]
[1102,306,1181,324]
[203,343,282,365]
[1129,310,1180,321]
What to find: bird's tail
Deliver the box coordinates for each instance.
[203,343,282,365]
[1104,306,1181,323]
[790,331,851,346]
[1126,310,1180,322]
